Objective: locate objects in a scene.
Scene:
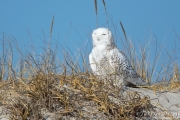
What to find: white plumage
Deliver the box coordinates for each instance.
[89,28,147,87]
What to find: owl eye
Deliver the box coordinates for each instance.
[102,34,106,35]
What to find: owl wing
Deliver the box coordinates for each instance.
[109,47,147,86]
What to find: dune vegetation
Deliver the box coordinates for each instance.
[0,1,180,119]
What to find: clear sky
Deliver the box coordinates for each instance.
[0,1,180,80]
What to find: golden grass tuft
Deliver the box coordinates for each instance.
[0,69,153,119]
[0,43,153,119]
[0,28,180,119]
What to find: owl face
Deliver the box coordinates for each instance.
[92,28,113,47]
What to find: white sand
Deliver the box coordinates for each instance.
[129,88,180,119]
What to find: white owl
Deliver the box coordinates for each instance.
[89,28,147,87]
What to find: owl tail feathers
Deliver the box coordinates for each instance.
[127,78,149,88]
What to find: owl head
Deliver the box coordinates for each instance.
[92,28,114,47]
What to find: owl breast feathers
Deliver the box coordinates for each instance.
[89,28,147,87]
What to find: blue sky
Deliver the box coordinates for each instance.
[0,1,180,79]
[1,1,180,48]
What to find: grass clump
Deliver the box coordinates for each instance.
[0,26,180,119]
[0,38,154,120]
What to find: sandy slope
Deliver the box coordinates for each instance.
[129,88,180,119]
[0,87,180,119]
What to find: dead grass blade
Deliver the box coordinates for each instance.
[50,15,54,38]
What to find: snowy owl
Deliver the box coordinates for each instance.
[89,28,147,87]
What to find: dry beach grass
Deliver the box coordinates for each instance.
[0,28,180,120]
[0,4,180,118]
